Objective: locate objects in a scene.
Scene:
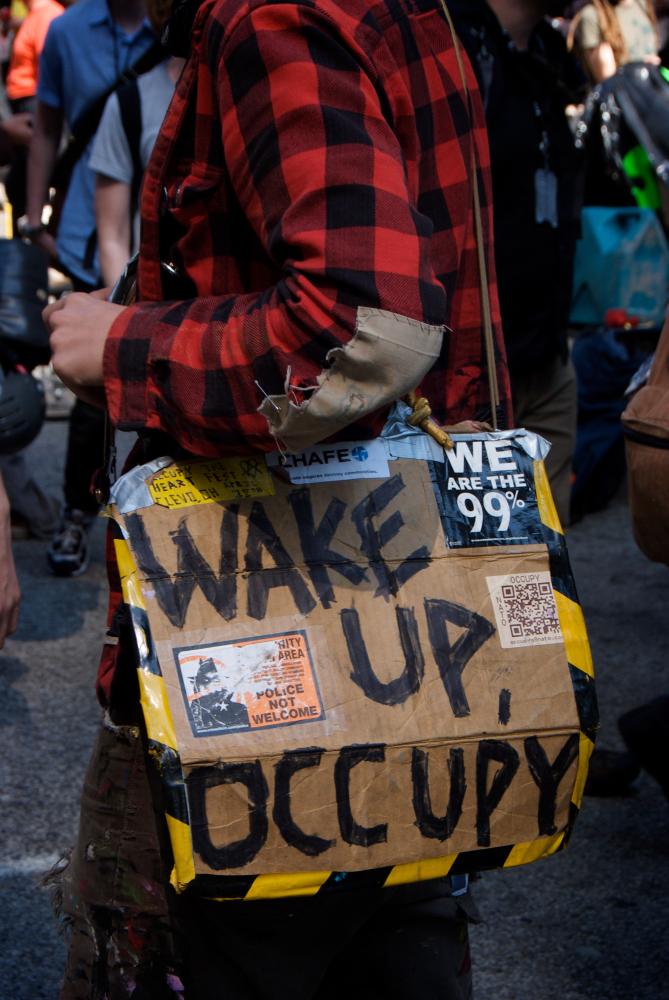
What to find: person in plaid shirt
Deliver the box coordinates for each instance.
[44,0,511,996]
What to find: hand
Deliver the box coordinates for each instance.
[1,112,33,149]
[43,293,127,407]
[0,483,20,649]
[444,420,493,433]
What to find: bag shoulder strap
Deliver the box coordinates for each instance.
[439,0,500,426]
[51,42,164,189]
[117,77,144,217]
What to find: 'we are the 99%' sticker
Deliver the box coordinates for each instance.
[432,439,545,548]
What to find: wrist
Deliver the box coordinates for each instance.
[18,217,46,240]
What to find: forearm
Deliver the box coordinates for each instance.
[96,177,133,287]
[26,102,61,226]
[105,249,444,456]
[100,242,131,289]
[0,126,14,167]
[583,43,617,82]
[104,284,362,454]
[0,472,9,529]
[0,473,20,648]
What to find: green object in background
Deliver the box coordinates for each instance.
[622,145,661,210]
[619,68,669,211]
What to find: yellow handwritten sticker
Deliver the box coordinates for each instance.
[149,457,274,509]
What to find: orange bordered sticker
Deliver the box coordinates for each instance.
[174,631,324,737]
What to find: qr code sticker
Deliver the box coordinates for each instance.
[486,572,563,649]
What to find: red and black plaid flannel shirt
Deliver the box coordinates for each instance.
[99,0,512,703]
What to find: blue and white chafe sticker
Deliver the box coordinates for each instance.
[267,439,389,485]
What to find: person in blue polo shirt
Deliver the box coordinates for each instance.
[24,0,156,576]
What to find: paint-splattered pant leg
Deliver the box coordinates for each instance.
[57,715,181,1000]
[58,716,477,999]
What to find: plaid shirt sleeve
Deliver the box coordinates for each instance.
[103,2,459,455]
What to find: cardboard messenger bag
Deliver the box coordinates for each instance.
[108,409,597,899]
[106,3,595,898]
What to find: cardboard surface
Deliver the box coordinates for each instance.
[117,453,581,878]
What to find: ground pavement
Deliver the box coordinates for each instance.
[0,419,667,1000]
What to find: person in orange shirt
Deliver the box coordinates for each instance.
[6,0,63,112]
[5,0,62,222]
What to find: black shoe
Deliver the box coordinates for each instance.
[584,748,641,797]
[619,697,669,799]
[47,508,94,576]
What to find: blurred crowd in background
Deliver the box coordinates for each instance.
[0,4,667,997]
